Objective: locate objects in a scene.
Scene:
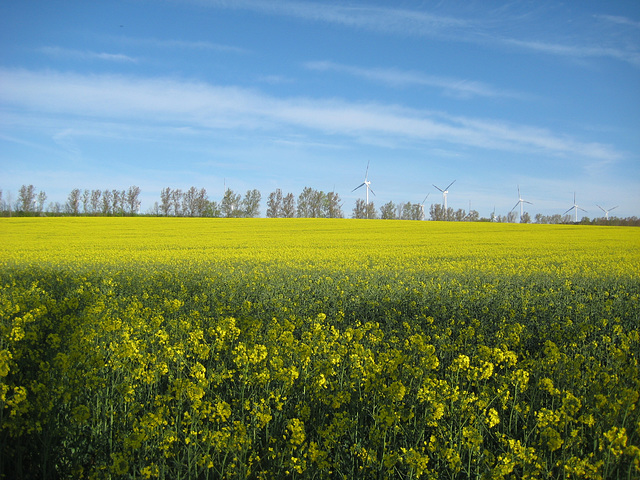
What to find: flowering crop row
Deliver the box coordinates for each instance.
[1,218,638,479]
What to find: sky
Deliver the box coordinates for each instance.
[1,0,639,219]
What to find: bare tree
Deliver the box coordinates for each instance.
[17,185,36,213]
[101,189,113,215]
[90,190,101,215]
[171,189,183,216]
[36,191,47,215]
[297,187,315,218]
[267,189,283,218]
[183,187,197,216]
[81,189,90,214]
[160,188,172,216]
[282,193,296,218]
[126,185,141,215]
[66,189,81,215]
[353,199,376,219]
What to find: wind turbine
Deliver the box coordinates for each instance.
[418,194,429,220]
[563,192,587,222]
[433,180,455,212]
[597,204,618,220]
[352,160,375,214]
[510,185,533,222]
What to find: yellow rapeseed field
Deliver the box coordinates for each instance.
[1,217,639,479]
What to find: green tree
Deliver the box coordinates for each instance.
[242,189,262,218]
[380,201,397,219]
[221,189,241,217]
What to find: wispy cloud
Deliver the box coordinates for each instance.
[39,46,138,63]
[192,0,640,67]
[196,0,471,36]
[500,38,640,67]
[305,60,525,99]
[0,68,622,163]
[116,36,249,54]
[596,14,640,29]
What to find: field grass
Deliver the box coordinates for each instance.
[1,218,639,479]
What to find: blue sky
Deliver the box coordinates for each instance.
[1,0,639,219]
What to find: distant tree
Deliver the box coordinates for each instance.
[195,188,209,216]
[148,202,160,216]
[353,198,367,219]
[182,187,198,216]
[160,188,172,216]
[17,185,36,213]
[324,191,343,218]
[90,190,101,215]
[520,211,531,224]
[221,189,241,217]
[36,191,47,215]
[101,189,113,215]
[282,193,296,218]
[66,189,81,215]
[507,211,518,223]
[430,203,445,221]
[297,187,315,218]
[81,189,90,214]
[454,209,467,222]
[111,189,125,215]
[401,202,421,221]
[171,189,183,216]
[309,189,326,218]
[48,201,62,214]
[126,185,141,215]
[267,189,283,218]
[204,200,221,218]
[242,189,262,218]
[380,201,396,219]
[466,209,480,222]
[353,199,376,219]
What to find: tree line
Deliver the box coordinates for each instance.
[1,184,638,225]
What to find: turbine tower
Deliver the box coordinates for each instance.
[563,192,587,222]
[433,180,455,212]
[352,160,375,217]
[419,194,429,220]
[510,185,533,222]
[597,204,618,220]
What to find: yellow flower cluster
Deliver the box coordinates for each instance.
[0,217,638,479]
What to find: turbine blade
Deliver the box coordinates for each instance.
[352,183,365,192]
[365,160,370,179]
[510,202,520,212]
[523,200,533,205]
[433,184,444,192]
[563,206,574,215]
[369,187,376,196]
[445,180,456,191]
[597,205,606,213]
[579,207,587,213]
[422,195,429,204]
[610,206,618,211]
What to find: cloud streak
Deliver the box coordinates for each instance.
[39,46,138,63]
[305,60,525,99]
[193,0,640,67]
[0,68,622,162]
